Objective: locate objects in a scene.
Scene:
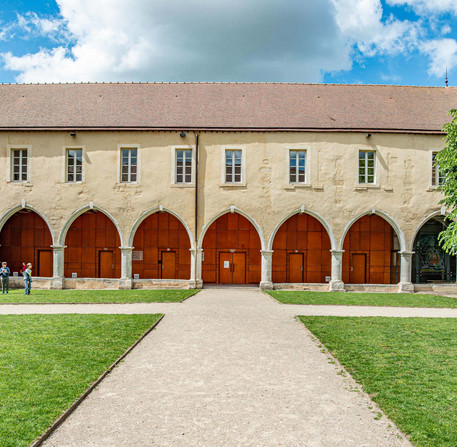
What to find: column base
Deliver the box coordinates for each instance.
[260,281,274,290]
[189,279,203,289]
[118,279,133,290]
[329,280,346,292]
[398,282,415,293]
[50,276,64,290]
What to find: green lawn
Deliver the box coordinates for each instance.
[300,316,457,447]
[0,313,162,447]
[0,289,198,304]
[267,290,457,308]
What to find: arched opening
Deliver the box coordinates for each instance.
[202,213,261,284]
[132,211,191,279]
[272,213,331,283]
[412,217,456,283]
[64,210,121,278]
[0,209,53,276]
[342,214,400,284]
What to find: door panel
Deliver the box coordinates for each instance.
[219,252,232,284]
[289,253,304,283]
[161,251,176,279]
[350,253,367,283]
[232,253,246,284]
[38,250,53,277]
[99,251,114,278]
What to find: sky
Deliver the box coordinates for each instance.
[0,0,456,86]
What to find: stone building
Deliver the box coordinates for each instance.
[0,82,456,292]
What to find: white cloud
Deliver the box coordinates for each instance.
[422,38,457,77]
[1,0,354,83]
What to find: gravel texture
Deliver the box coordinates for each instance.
[29,288,418,446]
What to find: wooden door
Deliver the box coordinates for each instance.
[38,250,53,277]
[350,253,367,283]
[161,251,176,279]
[289,253,304,283]
[219,252,233,284]
[99,251,114,278]
[232,252,246,284]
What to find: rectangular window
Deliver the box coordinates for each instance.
[66,149,83,182]
[176,149,192,183]
[358,150,375,184]
[289,150,306,183]
[432,152,445,186]
[121,148,138,183]
[11,149,28,182]
[225,150,242,183]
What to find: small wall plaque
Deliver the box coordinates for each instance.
[132,251,143,261]
[133,274,140,279]
[72,273,77,278]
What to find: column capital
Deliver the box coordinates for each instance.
[399,251,414,256]
[260,250,274,256]
[51,245,66,251]
[330,249,345,254]
[119,246,134,252]
[189,248,203,253]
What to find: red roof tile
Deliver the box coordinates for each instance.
[0,83,455,133]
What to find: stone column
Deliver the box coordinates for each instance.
[398,251,415,293]
[119,247,133,289]
[189,248,203,289]
[50,245,65,289]
[260,250,274,290]
[329,249,345,292]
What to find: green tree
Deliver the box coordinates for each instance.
[436,109,457,254]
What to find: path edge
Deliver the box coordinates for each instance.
[29,313,165,447]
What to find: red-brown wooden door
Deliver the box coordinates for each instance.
[161,251,176,279]
[350,253,367,283]
[219,252,246,284]
[38,250,53,277]
[289,253,304,283]
[232,252,246,284]
[99,251,114,278]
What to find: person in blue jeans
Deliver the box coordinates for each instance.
[0,262,10,293]
[23,263,32,295]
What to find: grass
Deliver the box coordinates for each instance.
[266,290,457,308]
[0,289,198,304]
[299,316,457,447]
[0,313,162,447]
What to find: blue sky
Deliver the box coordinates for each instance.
[0,0,456,85]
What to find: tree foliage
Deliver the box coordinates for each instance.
[436,109,457,254]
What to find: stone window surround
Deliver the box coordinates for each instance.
[7,145,32,183]
[429,149,444,189]
[171,145,196,187]
[221,145,246,186]
[286,146,311,187]
[117,144,141,185]
[357,148,379,187]
[63,146,86,183]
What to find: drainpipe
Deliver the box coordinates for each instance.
[194,132,199,289]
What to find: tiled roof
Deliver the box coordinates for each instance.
[0,82,455,133]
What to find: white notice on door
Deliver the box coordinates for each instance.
[224,261,230,268]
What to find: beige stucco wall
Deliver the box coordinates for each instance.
[0,130,446,251]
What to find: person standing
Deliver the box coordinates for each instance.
[23,263,32,295]
[0,262,10,294]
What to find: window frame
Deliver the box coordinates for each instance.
[221,146,246,186]
[8,146,31,183]
[171,145,195,186]
[117,144,141,184]
[357,149,377,186]
[287,147,310,186]
[430,150,445,188]
[63,146,85,183]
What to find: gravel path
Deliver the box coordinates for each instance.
[34,288,416,447]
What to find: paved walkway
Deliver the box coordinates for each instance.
[27,288,419,447]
